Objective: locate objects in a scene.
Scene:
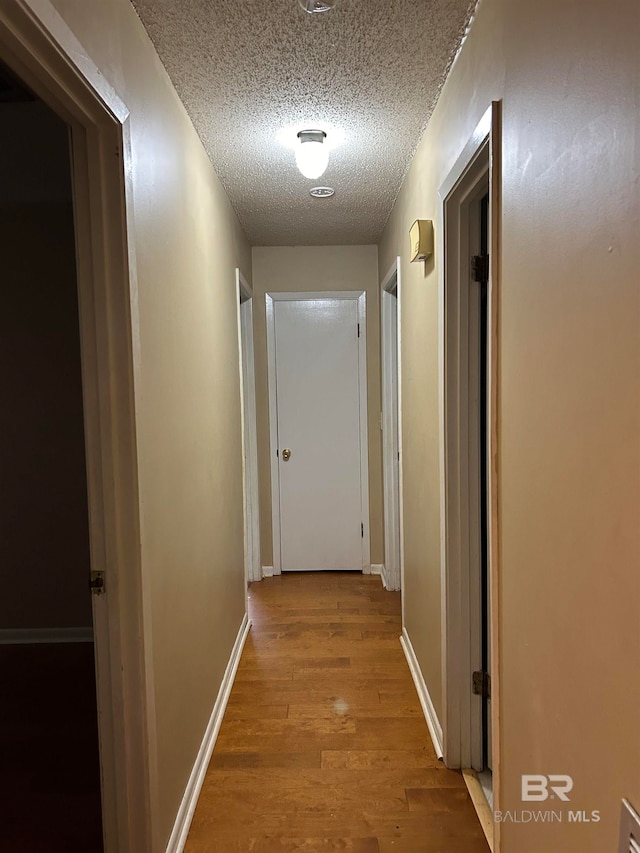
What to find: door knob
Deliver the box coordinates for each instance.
[281,448,292,461]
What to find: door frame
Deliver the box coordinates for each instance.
[0,3,154,850]
[380,258,404,596]
[236,269,261,586]
[265,290,370,575]
[438,103,502,805]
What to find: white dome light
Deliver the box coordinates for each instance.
[295,129,329,180]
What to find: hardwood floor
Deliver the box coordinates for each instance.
[186,572,489,852]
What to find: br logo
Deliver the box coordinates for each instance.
[521,775,573,802]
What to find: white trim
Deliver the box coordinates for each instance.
[0,6,153,851]
[370,563,383,577]
[265,290,370,575]
[236,269,262,585]
[265,294,282,576]
[266,290,362,301]
[380,258,402,593]
[438,106,498,775]
[380,563,392,589]
[165,613,251,853]
[400,627,444,759]
[439,107,492,201]
[261,566,274,578]
[356,291,371,573]
[396,261,405,619]
[0,627,94,644]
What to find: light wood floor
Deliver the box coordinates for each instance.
[186,572,489,852]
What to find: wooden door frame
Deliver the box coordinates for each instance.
[380,258,404,597]
[236,269,261,586]
[437,103,502,821]
[0,3,154,850]
[265,290,370,575]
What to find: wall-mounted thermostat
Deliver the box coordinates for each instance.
[410,219,433,262]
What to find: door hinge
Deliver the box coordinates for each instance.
[471,254,489,283]
[361,522,364,538]
[472,670,491,699]
[357,322,360,338]
[89,571,105,596]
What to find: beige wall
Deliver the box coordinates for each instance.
[380,0,640,850]
[252,245,383,569]
[37,1,251,848]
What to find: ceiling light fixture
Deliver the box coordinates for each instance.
[309,186,334,198]
[298,0,338,13]
[295,129,329,179]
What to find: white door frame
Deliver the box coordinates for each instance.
[380,258,404,597]
[266,291,371,575]
[236,269,262,586]
[438,102,501,802]
[0,4,154,851]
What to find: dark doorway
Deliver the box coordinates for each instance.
[478,191,491,774]
[0,59,103,851]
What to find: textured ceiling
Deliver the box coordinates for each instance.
[131,0,476,246]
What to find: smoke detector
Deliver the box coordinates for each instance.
[309,186,334,198]
[298,0,338,13]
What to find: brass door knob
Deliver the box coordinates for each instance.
[281,448,292,461]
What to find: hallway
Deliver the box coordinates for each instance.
[185,573,488,852]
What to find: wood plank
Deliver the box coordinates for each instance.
[200,767,468,790]
[185,573,488,851]
[223,704,289,721]
[321,750,442,770]
[406,787,473,813]
[208,751,322,769]
[186,837,380,852]
[287,704,422,720]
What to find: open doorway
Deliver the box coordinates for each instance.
[0,5,154,845]
[439,105,500,816]
[236,268,261,588]
[469,186,492,791]
[381,257,403,594]
[0,60,103,850]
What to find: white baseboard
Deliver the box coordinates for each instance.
[370,563,383,576]
[165,612,251,853]
[400,627,444,759]
[0,626,93,645]
[261,565,274,578]
[381,563,401,591]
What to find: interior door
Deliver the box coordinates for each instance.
[274,297,363,572]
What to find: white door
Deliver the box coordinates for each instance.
[272,297,364,572]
